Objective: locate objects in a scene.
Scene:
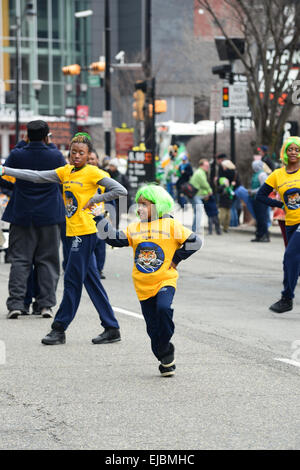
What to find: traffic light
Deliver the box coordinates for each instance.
[148,100,167,117]
[62,64,81,75]
[89,61,106,73]
[132,81,147,121]
[222,87,229,107]
[132,89,145,120]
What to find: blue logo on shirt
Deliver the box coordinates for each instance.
[284,188,300,210]
[65,191,78,217]
[135,242,164,273]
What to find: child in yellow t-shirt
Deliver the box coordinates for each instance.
[98,184,202,376]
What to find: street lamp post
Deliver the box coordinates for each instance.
[14,1,36,143]
[74,9,93,133]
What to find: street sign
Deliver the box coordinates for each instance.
[127,150,155,195]
[221,82,251,118]
[88,75,101,87]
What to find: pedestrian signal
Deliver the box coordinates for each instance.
[132,89,145,121]
[89,62,106,73]
[148,100,167,117]
[222,87,229,107]
[62,64,81,75]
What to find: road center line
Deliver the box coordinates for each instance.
[274,358,300,368]
[113,306,143,319]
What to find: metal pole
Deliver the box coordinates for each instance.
[104,0,111,156]
[151,76,156,165]
[230,116,235,163]
[144,0,156,180]
[15,15,21,143]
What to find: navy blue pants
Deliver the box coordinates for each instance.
[94,237,106,274]
[140,286,175,361]
[52,233,119,332]
[282,223,300,300]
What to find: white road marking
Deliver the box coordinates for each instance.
[113,306,143,319]
[274,358,300,368]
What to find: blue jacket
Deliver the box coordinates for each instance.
[2,141,66,227]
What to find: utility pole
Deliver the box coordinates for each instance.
[144,0,156,180]
[104,0,111,156]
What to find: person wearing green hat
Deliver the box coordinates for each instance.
[256,136,300,313]
[217,176,235,232]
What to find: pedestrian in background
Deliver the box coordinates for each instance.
[1,133,127,345]
[256,136,300,313]
[190,159,221,235]
[217,177,235,232]
[98,183,202,376]
[249,160,269,242]
[2,120,66,319]
[176,154,193,209]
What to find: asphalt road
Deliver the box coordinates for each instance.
[1,226,300,451]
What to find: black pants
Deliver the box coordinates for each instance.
[6,224,61,312]
[252,198,269,238]
[140,286,175,361]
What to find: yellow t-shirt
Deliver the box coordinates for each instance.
[125,217,192,301]
[265,167,300,226]
[55,164,109,236]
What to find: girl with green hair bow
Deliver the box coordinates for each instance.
[256,136,300,314]
[97,182,202,377]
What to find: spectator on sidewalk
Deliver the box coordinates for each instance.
[176,154,193,209]
[190,159,221,235]
[2,120,66,319]
[249,160,269,242]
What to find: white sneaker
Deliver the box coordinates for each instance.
[7,310,22,319]
[41,308,53,318]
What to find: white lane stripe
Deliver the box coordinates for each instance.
[113,306,143,319]
[274,358,300,368]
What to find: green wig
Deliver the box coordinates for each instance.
[280,136,300,165]
[135,184,174,217]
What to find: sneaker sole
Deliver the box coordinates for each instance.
[270,307,293,314]
[92,337,121,344]
[42,313,53,318]
[160,369,175,377]
[41,338,66,345]
[7,312,20,319]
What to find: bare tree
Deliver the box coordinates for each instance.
[198,0,300,154]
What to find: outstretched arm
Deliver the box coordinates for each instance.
[83,177,128,210]
[96,215,130,248]
[0,166,60,184]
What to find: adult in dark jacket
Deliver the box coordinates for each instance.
[3,120,66,319]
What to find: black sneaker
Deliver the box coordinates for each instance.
[160,343,175,368]
[41,329,66,345]
[92,328,121,344]
[7,310,22,319]
[269,297,293,313]
[100,271,106,279]
[159,363,176,377]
